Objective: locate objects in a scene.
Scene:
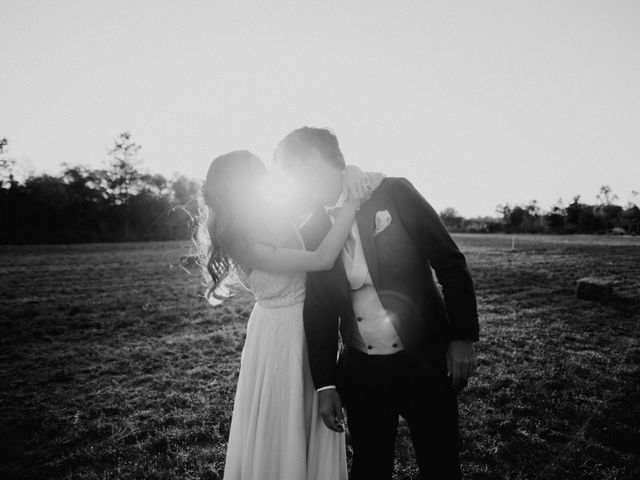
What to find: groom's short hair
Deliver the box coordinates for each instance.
[275,127,345,170]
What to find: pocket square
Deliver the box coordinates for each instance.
[374,210,392,236]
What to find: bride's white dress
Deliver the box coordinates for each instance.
[223,255,348,479]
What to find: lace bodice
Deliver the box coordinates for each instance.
[237,223,307,308]
[243,269,306,308]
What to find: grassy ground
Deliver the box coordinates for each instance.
[0,235,638,480]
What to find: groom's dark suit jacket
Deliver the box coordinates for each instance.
[299,177,479,395]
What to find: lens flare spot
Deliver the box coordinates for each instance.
[260,173,297,206]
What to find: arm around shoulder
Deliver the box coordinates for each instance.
[237,200,358,274]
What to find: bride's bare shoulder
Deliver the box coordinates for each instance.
[252,211,301,250]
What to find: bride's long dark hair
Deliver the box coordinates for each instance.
[197,150,269,304]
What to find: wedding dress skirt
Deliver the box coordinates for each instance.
[223,269,347,480]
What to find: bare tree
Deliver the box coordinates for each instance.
[107,131,142,203]
[526,199,540,217]
[597,185,618,206]
[0,138,17,189]
[106,131,143,238]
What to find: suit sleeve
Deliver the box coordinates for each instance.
[299,211,343,391]
[303,267,341,390]
[391,177,480,342]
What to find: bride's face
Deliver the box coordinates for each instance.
[214,154,298,222]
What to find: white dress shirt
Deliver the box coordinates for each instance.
[316,194,404,393]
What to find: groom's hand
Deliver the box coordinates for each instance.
[318,389,345,433]
[446,340,477,394]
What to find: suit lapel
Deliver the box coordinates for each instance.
[356,206,379,288]
[299,204,379,295]
[298,206,352,318]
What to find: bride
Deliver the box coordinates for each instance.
[198,150,383,480]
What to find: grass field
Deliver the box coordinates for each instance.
[1,234,639,480]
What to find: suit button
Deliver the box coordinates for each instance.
[367,345,373,350]
[392,343,398,348]
[357,317,363,322]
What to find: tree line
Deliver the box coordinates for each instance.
[439,187,640,235]
[1,133,638,244]
[0,133,201,244]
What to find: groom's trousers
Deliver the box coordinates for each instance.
[344,348,462,480]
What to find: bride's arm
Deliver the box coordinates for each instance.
[344,165,386,204]
[236,199,357,273]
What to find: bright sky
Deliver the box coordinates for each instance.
[1,0,639,217]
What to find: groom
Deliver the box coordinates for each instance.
[275,127,479,480]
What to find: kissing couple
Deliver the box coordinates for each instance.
[200,127,480,480]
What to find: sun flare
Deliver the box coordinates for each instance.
[260,173,297,206]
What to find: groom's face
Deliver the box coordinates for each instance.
[281,151,343,209]
[282,159,320,208]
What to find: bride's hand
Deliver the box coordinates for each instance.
[343,165,386,206]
